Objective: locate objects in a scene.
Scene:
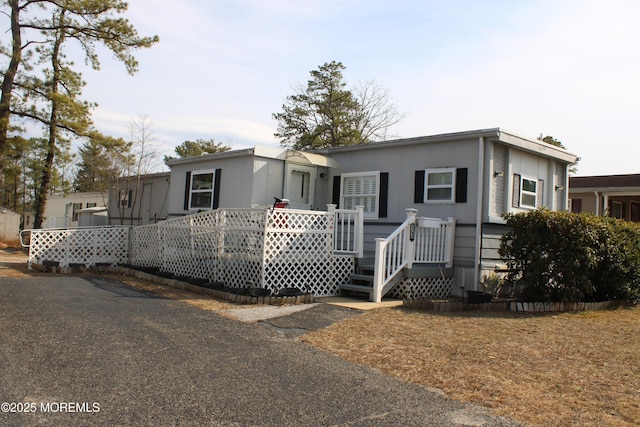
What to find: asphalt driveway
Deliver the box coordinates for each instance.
[0,274,519,426]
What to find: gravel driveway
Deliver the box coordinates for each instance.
[0,260,519,426]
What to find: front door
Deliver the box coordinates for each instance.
[284,163,316,210]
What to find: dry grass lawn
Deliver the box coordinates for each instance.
[303,306,640,427]
[2,241,638,426]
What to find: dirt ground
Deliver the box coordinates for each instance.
[2,243,638,426]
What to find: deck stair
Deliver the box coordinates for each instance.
[339,254,403,299]
[338,210,457,302]
[338,262,450,300]
[338,254,371,296]
[338,272,375,291]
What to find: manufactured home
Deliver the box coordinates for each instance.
[104,128,578,300]
[23,192,107,230]
[108,172,170,226]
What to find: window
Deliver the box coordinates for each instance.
[183,170,221,211]
[119,190,132,208]
[189,170,216,210]
[611,201,623,219]
[415,168,467,204]
[425,168,456,202]
[520,177,537,208]
[512,174,543,209]
[86,202,97,208]
[631,201,640,222]
[570,198,582,213]
[341,172,380,219]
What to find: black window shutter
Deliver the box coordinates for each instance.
[184,171,191,210]
[332,175,341,207]
[213,169,222,209]
[455,168,468,203]
[512,173,521,207]
[414,170,425,203]
[127,190,133,208]
[379,172,389,218]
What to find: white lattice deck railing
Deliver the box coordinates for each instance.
[26,227,129,268]
[128,206,362,296]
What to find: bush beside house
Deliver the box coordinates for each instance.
[499,209,640,303]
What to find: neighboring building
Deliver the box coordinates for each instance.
[569,174,640,222]
[0,208,20,240]
[22,192,107,230]
[108,172,171,226]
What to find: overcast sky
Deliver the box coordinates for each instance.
[74,0,639,176]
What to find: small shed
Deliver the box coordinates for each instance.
[0,208,21,240]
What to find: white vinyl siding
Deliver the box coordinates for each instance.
[341,171,379,219]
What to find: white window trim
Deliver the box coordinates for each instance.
[519,175,538,209]
[424,167,456,203]
[341,171,380,219]
[189,169,217,211]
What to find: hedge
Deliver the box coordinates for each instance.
[499,209,640,303]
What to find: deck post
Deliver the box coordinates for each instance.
[354,205,364,258]
[446,217,456,268]
[405,208,418,268]
[373,238,386,302]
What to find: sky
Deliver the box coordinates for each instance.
[71,1,640,176]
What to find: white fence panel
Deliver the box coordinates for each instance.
[28,227,129,268]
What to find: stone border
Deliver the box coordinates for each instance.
[34,263,314,306]
[403,298,617,312]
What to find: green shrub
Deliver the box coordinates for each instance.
[499,209,640,303]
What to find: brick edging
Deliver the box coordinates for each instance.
[403,299,617,312]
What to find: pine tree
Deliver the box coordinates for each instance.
[0,0,158,228]
[273,61,401,150]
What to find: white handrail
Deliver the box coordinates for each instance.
[372,211,456,302]
[372,209,417,302]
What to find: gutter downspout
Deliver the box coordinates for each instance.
[473,137,485,292]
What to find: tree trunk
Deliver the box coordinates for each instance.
[33,14,65,229]
[33,147,55,229]
[0,0,22,180]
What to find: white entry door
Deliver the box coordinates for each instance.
[284,163,316,210]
